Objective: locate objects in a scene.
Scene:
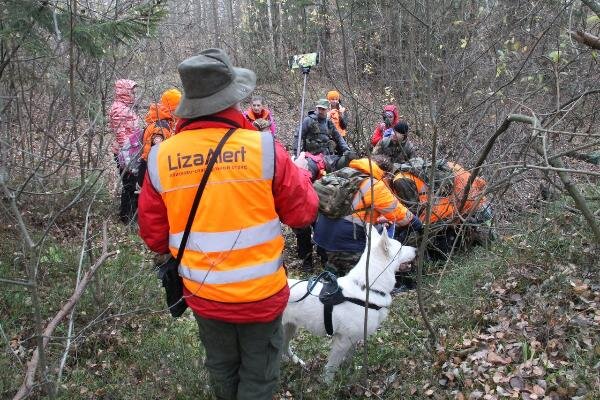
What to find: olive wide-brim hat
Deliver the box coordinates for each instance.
[174,48,256,119]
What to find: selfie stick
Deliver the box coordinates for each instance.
[295,66,311,158]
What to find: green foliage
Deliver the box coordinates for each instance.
[2,188,599,398]
[0,0,166,59]
[548,50,561,64]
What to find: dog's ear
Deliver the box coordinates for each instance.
[379,227,391,255]
[368,224,381,243]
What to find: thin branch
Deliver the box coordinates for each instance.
[0,168,35,249]
[569,30,600,50]
[463,1,573,115]
[57,191,96,384]
[0,278,33,287]
[13,223,117,400]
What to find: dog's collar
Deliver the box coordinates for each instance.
[354,280,388,297]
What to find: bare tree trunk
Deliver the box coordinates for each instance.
[266,0,276,70]
[278,1,284,57]
[211,0,221,48]
[416,0,439,349]
[225,0,238,60]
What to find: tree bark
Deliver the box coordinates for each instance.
[569,30,600,50]
[13,223,117,400]
[211,0,221,48]
[266,0,277,70]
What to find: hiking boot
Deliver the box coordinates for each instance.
[391,285,411,296]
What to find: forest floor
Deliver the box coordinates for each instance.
[0,191,599,399]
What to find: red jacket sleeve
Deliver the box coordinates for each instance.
[371,125,383,146]
[138,172,170,254]
[272,141,318,228]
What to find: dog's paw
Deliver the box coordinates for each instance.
[322,368,336,384]
[284,350,307,368]
[291,354,306,368]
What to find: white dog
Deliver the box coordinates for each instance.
[282,227,417,382]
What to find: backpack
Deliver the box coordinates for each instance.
[304,112,336,155]
[313,167,369,218]
[117,128,142,174]
[393,157,454,197]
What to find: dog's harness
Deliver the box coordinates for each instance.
[292,272,386,336]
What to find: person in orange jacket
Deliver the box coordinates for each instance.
[313,155,423,275]
[391,160,493,257]
[137,88,181,186]
[243,95,277,136]
[326,90,348,137]
[138,48,318,400]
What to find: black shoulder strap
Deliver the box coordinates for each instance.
[175,128,237,263]
[344,297,382,310]
[324,304,334,335]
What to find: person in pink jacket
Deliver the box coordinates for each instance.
[108,79,141,224]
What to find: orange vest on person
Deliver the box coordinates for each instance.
[393,162,487,223]
[344,159,413,226]
[245,108,272,122]
[141,103,176,161]
[327,106,346,136]
[146,127,287,303]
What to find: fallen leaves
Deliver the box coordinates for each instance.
[437,263,599,400]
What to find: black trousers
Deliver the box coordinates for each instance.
[293,226,313,261]
[119,167,138,223]
[293,226,327,263]
[137,159,147,187]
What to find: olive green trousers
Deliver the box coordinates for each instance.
[194,313,283,400]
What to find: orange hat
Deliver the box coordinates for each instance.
[160,88,182,112]
[327,90,340,101]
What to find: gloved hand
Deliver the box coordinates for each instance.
[376,216,389,225]
[293,151,309,170]
[408,215,424,233]
[306,158,321,181]
[343,150,358,161]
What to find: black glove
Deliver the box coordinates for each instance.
[306,158,320,181]
[408,215,424,233]
[344,150,358,160]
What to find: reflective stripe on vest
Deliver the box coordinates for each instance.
[148,131,275,194]
[343,178,376,224]
[260,131,275,179]
[179,255,283,285]
[147,144,163,192]
[169,217,281,253]
[351,177,376,209]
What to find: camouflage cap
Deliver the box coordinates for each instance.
[315,98,329,109]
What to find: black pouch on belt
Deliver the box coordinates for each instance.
[157,257,187,318]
